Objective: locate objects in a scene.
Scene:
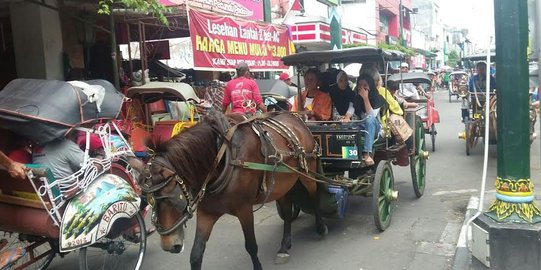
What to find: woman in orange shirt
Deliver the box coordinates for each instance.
[291,69,332,121]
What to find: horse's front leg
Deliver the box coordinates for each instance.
[237,206,263,270]
[190,210,221,270]
[275,197,293,264]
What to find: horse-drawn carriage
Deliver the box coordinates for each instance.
[125,47,429,269]
[0,79,146,269]
[448,71,469,102]
[281,47,430,230]
[125,82,206,156]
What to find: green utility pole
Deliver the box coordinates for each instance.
[263,0,271,23]
[329,6,342,50]
[486,0,541,223]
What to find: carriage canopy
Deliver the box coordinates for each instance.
[387,72,432,84]
[0,79,124,144]
[126,82,200,104]
[281,47,404,67]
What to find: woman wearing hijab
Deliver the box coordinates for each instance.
[330,70,356,122]
[353,74,385,166]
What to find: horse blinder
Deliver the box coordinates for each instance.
[140,161,194,235]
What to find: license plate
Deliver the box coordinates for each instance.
[341,146,359,159]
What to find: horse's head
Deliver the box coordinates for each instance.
[130,156,189,253]
[128,111,230,253]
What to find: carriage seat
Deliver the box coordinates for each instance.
[0,168,59,239]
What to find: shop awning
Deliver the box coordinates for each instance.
[414,48,437,58]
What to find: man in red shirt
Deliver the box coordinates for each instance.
[222,62,267,115]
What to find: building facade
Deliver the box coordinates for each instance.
[342,0,413,47]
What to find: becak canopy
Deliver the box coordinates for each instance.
[0,79,124,144]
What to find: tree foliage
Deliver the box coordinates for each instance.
[98,0,169,25]
[447,50,460,67]
[343,42,416,56]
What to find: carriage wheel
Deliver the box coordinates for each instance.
[79,212,146,270]
[372,161,397,232]
[430,124,436,152]
[410,116,427,198]
[0,233,55,270]
[275,201,301,221]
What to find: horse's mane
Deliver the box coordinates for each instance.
[153,111,230,185]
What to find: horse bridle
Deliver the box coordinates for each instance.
[140,156,197,235]
[138,116,259,235]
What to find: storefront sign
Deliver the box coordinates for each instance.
[188,9,293,71]
[160,0,264,21]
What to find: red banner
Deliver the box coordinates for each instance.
[188,9,293,71]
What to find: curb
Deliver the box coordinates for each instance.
[452,195,479,270]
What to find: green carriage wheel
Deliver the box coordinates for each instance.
[372,161,396,232]
[410,116,427,198]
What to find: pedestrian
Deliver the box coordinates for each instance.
[222,62,267,115]
[279,72,297,88]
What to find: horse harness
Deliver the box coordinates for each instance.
[139,112,351,235]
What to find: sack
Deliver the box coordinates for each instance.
[387,114,413,144]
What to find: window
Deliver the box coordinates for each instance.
[380,14,389,34]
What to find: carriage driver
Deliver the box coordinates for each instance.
[222,62,268,115]
[0,151,27,179]
[468,62,496,92]
[32,132,105,181]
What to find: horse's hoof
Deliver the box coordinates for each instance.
[317,224,328,237]
[274,253,290,264]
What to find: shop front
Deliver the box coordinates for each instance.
[290,21,368,51]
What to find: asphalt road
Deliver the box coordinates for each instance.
[48,89,541,270]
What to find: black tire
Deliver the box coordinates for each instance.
[275,201,301,221]
[79,212,146,270]
[372,161,395,232]
[0,234,55,270]
[411,117,426,198]
[430,124,436,152]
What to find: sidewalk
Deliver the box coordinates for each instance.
[452,135,541,269]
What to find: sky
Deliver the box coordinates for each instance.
[437,0,495,48]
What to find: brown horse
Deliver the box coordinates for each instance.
[129,111,327,270]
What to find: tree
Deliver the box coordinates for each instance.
[447,50,460,68]
[98,0,169,25]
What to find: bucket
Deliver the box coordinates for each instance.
[327,186,348,219]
